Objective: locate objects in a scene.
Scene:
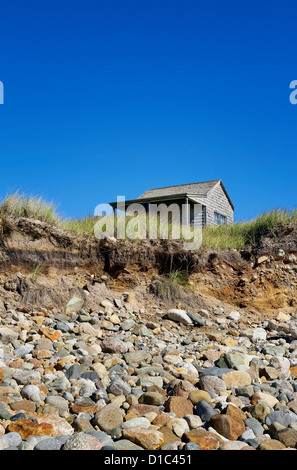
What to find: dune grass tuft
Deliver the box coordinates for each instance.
[0,192,61,225]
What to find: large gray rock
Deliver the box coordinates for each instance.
[244,418,264,437]
[269,356,290,379]
[13,370,41,385]
[166,309,193,326]
[199,375,227,395]
[124,350,150,364]
[120,320,137,331]
[35,438,64,450]
[109,439,144,450]
[14,344,34,357]
[131,324,152,336]
[265,410,297,427]
[121,418,151,429]
[66,296,84,313]
[108,378,131,397]
[0,327,19,344]
[64,364,84,380]
[20,436,51,451]
[45,395,70,417]
[186,311,205,326]
[194,400,217,422]
[227,311,241,321]
[0,432,22,448]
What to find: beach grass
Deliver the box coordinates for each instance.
[1,193,296,250]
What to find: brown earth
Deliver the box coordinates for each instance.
[0,216,296,319]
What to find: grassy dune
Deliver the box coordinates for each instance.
[0,193,60,225]
[202,209,297,249]
[0,193,296,250]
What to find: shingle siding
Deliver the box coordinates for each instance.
[205,182,234,225]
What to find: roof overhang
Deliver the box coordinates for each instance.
[109,193,190,208]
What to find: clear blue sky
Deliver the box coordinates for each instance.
[0,0,296,222]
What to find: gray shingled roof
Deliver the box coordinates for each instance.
[109,179,234,210]
[137,180,220,199]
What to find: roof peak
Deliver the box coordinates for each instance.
[141,179,221,193]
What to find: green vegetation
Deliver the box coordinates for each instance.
[31,263,44,281]
[202,209,297,250]
[0,193,296,250]
[0,193,60,225]
[168,268,189,286]
[60,215,100,237]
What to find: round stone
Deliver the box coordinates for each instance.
[34,437,63,450]
[259,439,286,450]
[20,385,41,402]
[0,432,22,448]
[101,338,127,354]
[62,432,102,450]
[93,402,123,433]
[188,390,212,405]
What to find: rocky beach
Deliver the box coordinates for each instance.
[0,216,297,451]
[1,288,297,451]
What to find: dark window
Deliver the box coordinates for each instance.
[214,212,220,225]
[214,212,227,225]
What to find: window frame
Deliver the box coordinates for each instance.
[214,212,220,225]
[214,212,227,225]
[220,215,227,225]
